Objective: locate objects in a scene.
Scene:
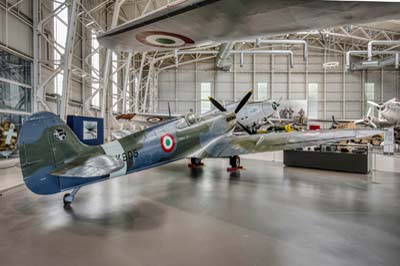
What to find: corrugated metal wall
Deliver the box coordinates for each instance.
[158,48,400,120]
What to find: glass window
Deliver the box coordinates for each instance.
[200,82,211,113]
[365,82,375,116]
[91,29,100,107]
[308,83,318,119]
[256,82,268,101]
[0,81,31,113]
[0,51,31,85]
[54,1,68,95]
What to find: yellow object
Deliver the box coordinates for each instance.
[284,124,293,132]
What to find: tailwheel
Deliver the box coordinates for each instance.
[62,187,81,208]
[227,155,243,172]
[188,157,204,168]
[63,193,72,208]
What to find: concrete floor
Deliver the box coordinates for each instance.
[1,158,400,266]
[0,158,23,192]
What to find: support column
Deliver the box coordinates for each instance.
[32,0,41,113]
[101,0,127,139]
[135,53,146,112]
[342,54,346,119]
[122,52,132,113]
[60,0,80,120]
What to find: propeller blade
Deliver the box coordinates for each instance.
[237,121,254,135]
[369,121,377,129]
[354,119,365,124]
[367,100,380,108]
[208,96,226,112]
[234,89,253,114]
[366,107,372,118]
[275,110,281,121]
[267,118,275,127]
[383,98,396,106]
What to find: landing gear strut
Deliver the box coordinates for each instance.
[63,186,81,208]
[188,157,204,168]
[227,155,243,172]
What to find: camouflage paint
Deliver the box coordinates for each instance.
[18,111,235,195]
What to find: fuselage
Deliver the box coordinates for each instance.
[379,103,400,125]
[101,112,236,178]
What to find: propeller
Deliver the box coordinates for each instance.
[236,121,254,135]
[208,96,226,112]
[208,89,255,134]
[271,97,282,111]
[271,97,282,122]
[354,107,377,128]
[367,98,396,121]
[234,89,254,114]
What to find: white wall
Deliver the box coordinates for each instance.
[158,48,400,120]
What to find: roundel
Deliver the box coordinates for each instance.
[147,116,162,123]
[136,31,195,48]
[53,128,67,141]
[160,133,175,153]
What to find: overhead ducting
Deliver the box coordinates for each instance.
[174,49,294,69]
[368,40,400,61]
[346,50,400,70]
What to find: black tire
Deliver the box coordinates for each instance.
[229,156,240,168]
[191,158,202,166]
[63,193,71,208]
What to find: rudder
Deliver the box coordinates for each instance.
[18,112,91,194]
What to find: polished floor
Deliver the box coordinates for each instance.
[1,159,400,266]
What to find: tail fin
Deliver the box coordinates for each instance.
[18,112,90,194]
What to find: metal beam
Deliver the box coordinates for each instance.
[60,0,80,120]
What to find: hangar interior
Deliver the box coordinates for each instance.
[1,1,400,266]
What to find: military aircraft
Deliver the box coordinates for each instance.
[18,90,381,207]
[360,98,400,128]
[114,99,282,137]
[98,0,400,52]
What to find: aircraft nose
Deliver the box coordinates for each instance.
[225,113,237,130]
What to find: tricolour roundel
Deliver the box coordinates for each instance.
[136,31,195,48]
[160,133,175,153]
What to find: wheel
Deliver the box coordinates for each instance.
[229,156,240,168]
[191,158,202,166]
[63,193,71,208]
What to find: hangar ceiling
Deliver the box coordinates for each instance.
[4,0,398,136]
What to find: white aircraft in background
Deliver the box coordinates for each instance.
[357,98,400,128]
[113,98,284,139]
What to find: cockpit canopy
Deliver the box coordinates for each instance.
[176,112,201,129]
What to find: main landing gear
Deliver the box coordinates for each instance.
[63,186,81,208]
[227,155,243,172]
[188,157,204,168]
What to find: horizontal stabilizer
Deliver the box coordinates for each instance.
[51,154,124,178]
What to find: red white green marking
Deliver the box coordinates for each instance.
[160,133,175,153]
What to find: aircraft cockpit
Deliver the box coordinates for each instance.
[176,110,201,129]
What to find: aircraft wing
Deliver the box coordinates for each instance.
[308,118,355,123]
[193,129,382,158]
[116,112,181,126]
[98,0,400,52]
[51,154,124,178]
